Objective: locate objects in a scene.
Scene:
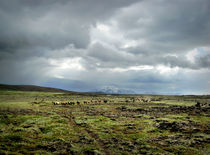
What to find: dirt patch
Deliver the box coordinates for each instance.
[117,105,210,117]
[149,134,210,148]
[155,120,208,133]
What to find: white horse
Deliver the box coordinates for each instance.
[53,102,60,105]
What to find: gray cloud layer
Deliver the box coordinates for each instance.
[0,0,210,94]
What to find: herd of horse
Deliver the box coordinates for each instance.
[52,99,109,105]
[52,97,153,106]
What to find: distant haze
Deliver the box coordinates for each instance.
[0,0,210,94]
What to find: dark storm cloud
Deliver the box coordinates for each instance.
[86,0,210,70]
[0,0,140,51]
[115,0,210,45]
[0,0,89,50]
[87,42,135,65]
[198,54,210,68]
[84,42,206,69]
[0,0,209,94]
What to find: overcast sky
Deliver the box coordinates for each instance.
[0,0,210,94]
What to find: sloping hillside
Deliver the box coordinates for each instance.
[0,84,71,93]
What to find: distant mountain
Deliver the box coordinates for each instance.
[0,84,73,93]
[96,86,135,94]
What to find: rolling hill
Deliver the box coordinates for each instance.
[0,84,72,93]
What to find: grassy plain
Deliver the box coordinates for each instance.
[0,90,209,154]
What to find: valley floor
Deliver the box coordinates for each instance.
[0,91,209,154]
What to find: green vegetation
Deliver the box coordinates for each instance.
[0,90,209,154]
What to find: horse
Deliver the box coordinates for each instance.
[61,102,67,105]
[53,102,60,105]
